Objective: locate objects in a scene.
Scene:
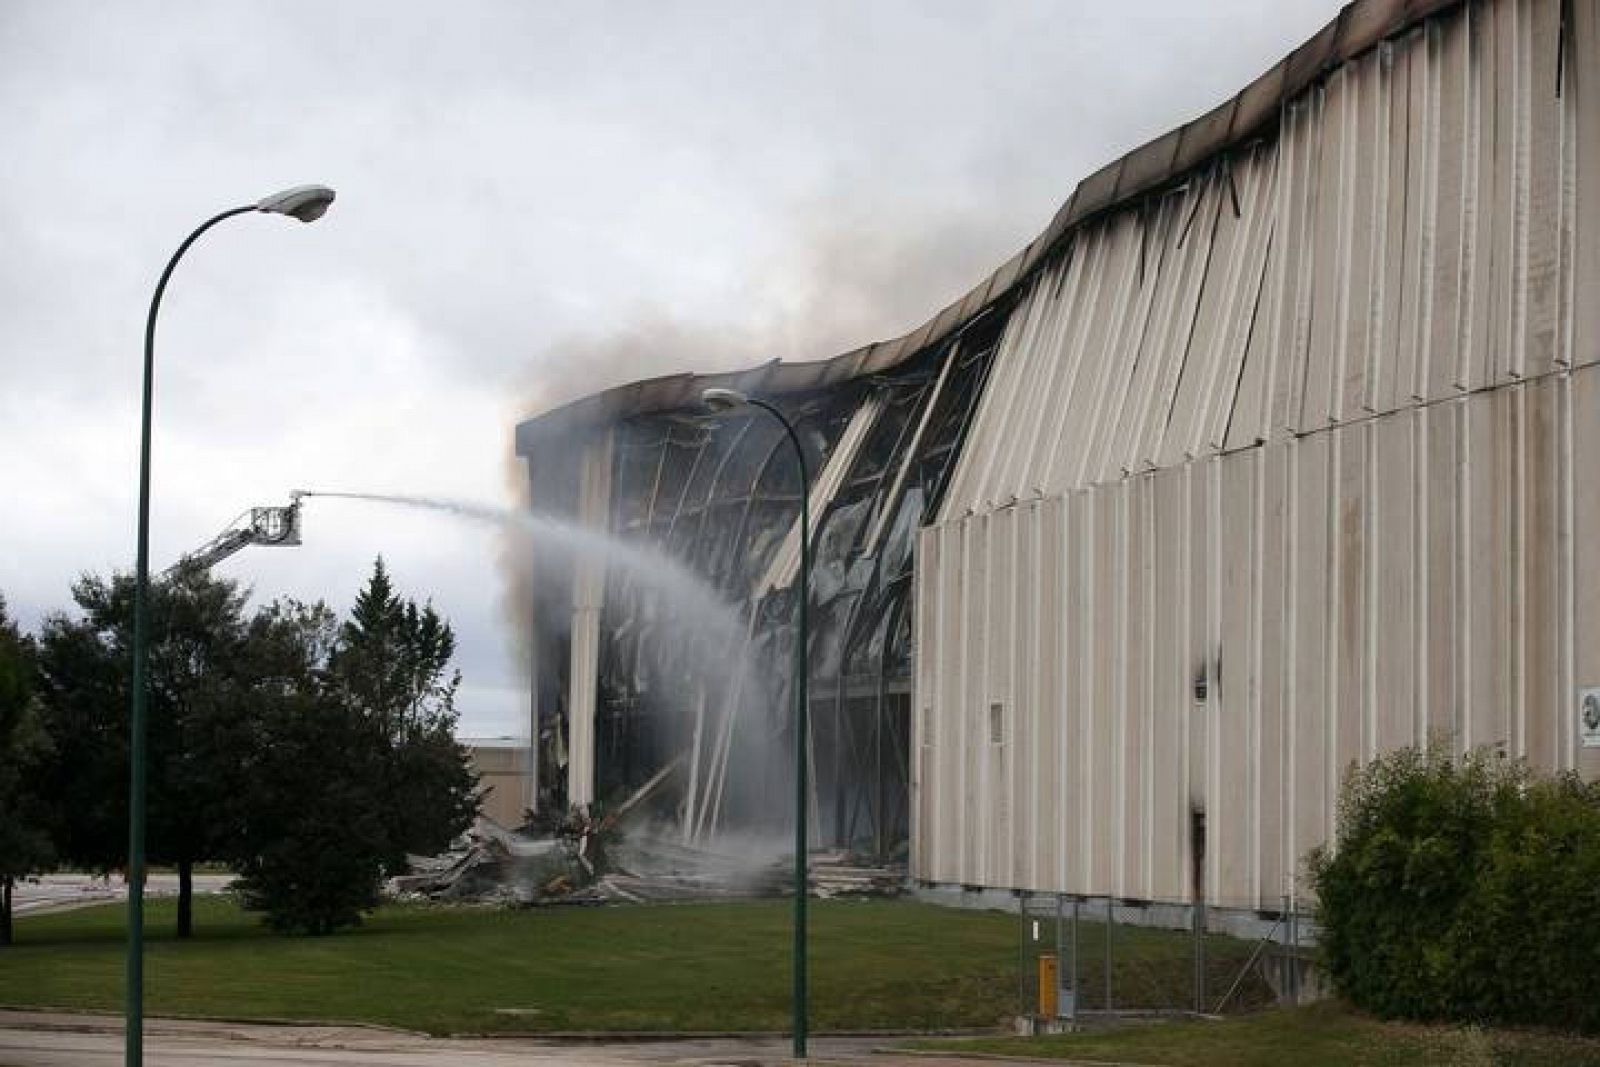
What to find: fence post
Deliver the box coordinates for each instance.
[1289,902,1300,1005]
[1056,893,1070,1023]
[1104,896,1113,1013]
[1071,897,1080,1013]
[1280,894,1291,1005]
[1018,891,1028,1024]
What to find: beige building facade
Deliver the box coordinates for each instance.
[465,741,534,829]
[912,0,1600,911]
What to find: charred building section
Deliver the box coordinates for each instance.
[516,310,1007,854]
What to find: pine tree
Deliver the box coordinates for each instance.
[329,559,476,869]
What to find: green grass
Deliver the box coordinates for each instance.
[1,896,1046,1034]
[909,1001,1600,1066]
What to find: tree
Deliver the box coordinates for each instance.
[34,568,251,938]
[0,596,54,946]
[32,605,125,876]
[226,600,389,935]
[328,559,477,869]
[225,565,476,936]
[28,559,475,939]
[1311,745,1600,1032]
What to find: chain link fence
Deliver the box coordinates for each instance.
[1014,893,1316,1030]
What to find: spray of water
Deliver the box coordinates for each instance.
[298,490,748,654]
[297,490,780,844]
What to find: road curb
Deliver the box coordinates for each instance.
[0,1007,429,1040]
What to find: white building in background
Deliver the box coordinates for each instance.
[463,739,535,828]
[515,0,1599,919]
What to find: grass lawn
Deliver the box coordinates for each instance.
[0,897,1281,1035]
[1,896,1044,1034]
[909,1001,1600,1066]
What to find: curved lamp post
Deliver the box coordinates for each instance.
[701,385,811,1059]
[128,184,335,1067]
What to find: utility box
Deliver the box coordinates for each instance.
[1037,953,1058,1018]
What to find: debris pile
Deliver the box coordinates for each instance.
[809,851,908,898]
[388,820,566,905]
[390,757,908,906]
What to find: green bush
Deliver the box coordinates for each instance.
[1311,746,1600,1032]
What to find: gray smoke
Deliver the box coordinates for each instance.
[512,193,1032,419]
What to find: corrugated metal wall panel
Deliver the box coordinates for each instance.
[1299,61,1360,428]
[958,517,985,879]
[1104,191,1200,475]
[1090,211,1165,484]
[1038,496,1066,890]
[1118,480,1150,897]
[1289,431,1333,872]
[915,0,1595,905]
[937,0,1586,518]
[1216,455,1255,906]
[1575,369,1600,782]
[1257,443,1290,904]
[1147,468,1187,901]
[1130,186,1220,474]
[1160,145,1277,466]
[911,525,936,876]
[1014,500,1041,890]
[1575,0,1600,371]
[935,522,963,883]
[917,363,1599,904]
[1523,374,1561,767]
[1373,415,1415,752]
[987,506,1016,885]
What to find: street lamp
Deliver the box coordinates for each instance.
[127,184,335,1067]
[701,385,811,1060]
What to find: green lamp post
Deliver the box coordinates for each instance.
[702,385,811,1060]
[127,184,335,1067]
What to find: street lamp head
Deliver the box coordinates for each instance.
[255,184,337,223]
[701,386,750,413]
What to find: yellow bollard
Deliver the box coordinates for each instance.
[1037,953,1058,1019]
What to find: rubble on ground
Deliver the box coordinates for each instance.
[388,756,907,906]
[808,851,907,899]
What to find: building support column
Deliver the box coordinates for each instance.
[567,431,614,810]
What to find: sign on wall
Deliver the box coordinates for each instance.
[1581,688,1600,749]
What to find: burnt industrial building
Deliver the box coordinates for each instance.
[516,0,1599,917]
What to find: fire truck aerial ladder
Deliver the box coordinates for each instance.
[165,492,305,576]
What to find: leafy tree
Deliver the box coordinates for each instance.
[31,605,124,875]
[34,568,251,937]
[226,566,476,936]
[0,596,54,946]
[29,559,475,940]
[1311,745,1600,1032]
[226,600,389,935]
[328,559,477,869]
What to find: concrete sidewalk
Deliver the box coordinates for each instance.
[11,874,234,917]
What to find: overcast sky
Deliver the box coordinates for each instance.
[0,0,1335,739]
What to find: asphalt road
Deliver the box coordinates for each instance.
[0,1012,1033,1067]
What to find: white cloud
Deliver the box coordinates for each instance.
[0,0,1337,736]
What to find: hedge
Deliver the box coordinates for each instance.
[1310,745,1600,1033]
